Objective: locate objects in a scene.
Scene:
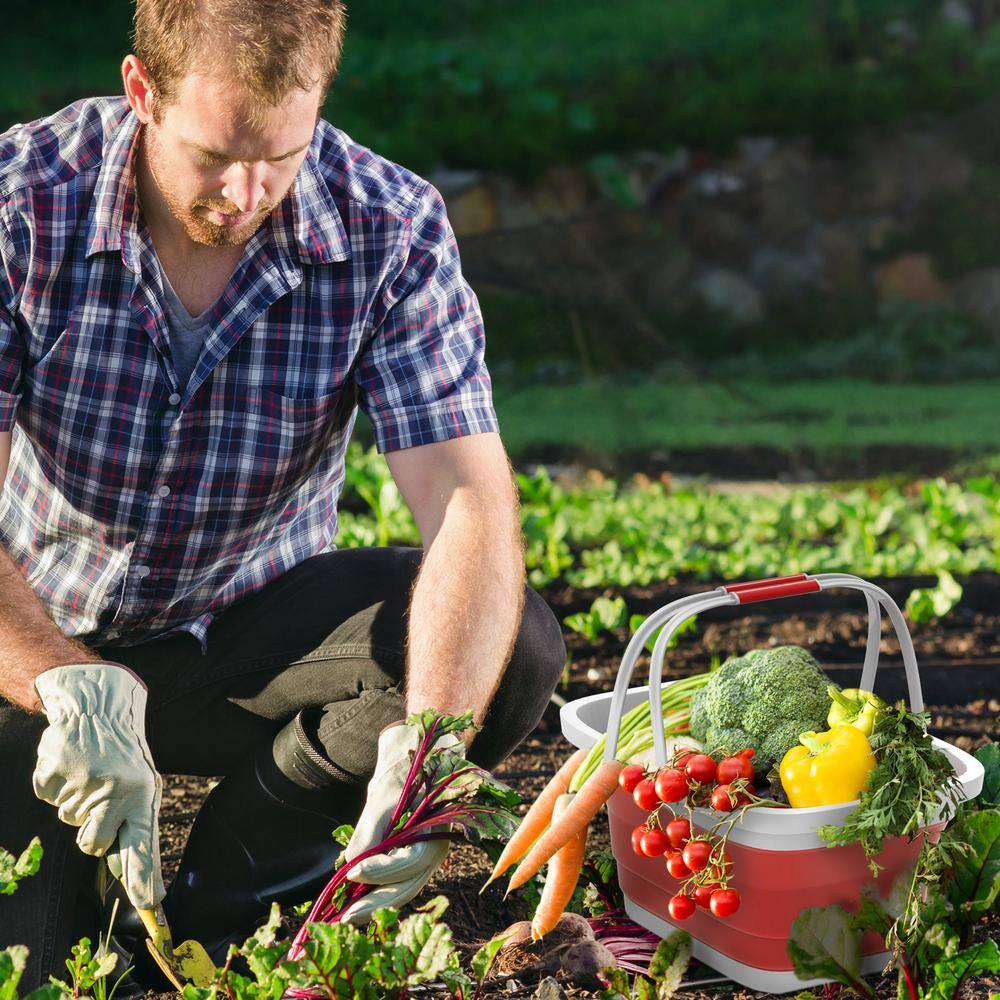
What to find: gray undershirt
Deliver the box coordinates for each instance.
[157,264,215,393]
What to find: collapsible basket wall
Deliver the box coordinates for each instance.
[560,573,985,993]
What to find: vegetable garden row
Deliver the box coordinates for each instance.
[2,450,997,999]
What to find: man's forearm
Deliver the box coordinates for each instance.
[0,546,103,713]
[404,480,525,743]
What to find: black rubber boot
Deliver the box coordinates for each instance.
[105,708,367,989]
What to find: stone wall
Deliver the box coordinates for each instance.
[429,96,1000,341]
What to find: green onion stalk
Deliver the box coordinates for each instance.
[569,672,711,792]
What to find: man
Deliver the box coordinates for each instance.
[0,0,566,990]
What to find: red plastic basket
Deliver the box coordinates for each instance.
[560,573,985,993]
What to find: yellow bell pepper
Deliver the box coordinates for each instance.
[779,723,876,808]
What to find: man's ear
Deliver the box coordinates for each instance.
[121,54,157,124]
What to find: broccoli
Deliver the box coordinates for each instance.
[688,646,833,778]
[689,686,712,741]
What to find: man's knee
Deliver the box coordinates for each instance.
[517,587,566,696]
[509,586,567,700]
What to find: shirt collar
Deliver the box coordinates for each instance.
[86,108,351,269]
[85,107,144,271]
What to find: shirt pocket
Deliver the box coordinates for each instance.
[240,386,346,501]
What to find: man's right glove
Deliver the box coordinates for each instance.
[339,721,463,926]
[32,663,165,910]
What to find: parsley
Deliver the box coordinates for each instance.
[817,703,966,874]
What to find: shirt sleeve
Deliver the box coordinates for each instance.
[356,180,499,454]
[0,204,23,431]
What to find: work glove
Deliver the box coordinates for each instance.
[32,662,165,911]
[340,721,464,926]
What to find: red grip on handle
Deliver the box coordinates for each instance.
[724,573,810,594]
[726,578,821,604]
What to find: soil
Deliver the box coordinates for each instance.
[513,443,995,483]
[151,574,999,1000]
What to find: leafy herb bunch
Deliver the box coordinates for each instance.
[818,702,966,875]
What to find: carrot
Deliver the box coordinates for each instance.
[506,759,622,894]
[530,793,589,941]
[480,746,588,893]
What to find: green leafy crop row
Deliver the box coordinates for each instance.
[337,444,1000,594]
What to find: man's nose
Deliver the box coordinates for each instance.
[220,163,266,215]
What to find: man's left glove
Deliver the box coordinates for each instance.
[32,663,165,912]
[340,721,464,926]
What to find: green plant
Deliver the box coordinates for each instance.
[628,613,699,653]
[563,597,628,642]
[0,839,42,896]
[286,711,518,959]
[596,931,692,1000]
[48,933,128,1000]
[0,947,63,1000]
[341,446,416,548]
[787,742,1000,1000]
[906,570,964,623]
[817,705,968,874]
[182,897,474,1000]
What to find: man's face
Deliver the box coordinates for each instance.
[139,70,322,248]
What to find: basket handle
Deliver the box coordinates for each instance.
[603,573,923,766]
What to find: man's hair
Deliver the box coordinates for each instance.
[132,0,348,123]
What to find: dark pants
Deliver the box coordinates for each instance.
[0,546,566,989]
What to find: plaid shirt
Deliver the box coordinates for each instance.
[0,97,497,654]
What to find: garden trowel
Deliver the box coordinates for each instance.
[96,852,216,989]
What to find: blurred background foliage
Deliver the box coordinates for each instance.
[4,1,999,177]
[3,0,1000,475]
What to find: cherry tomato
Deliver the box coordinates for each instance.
[737,748,755,760]
[631,824,650,856]
[673,749,697,769]
[682,839,712,872]
[710,785,735,811]
[618,764,646,794]
[710,888,741,918]
[633,777,661,811]
[717,755,755,784]
[665,849,690,879]
[668,893,696,921]
[654,768,689,803]
[731,784,752,807]
[684,754,718,786]
[710,783,751,811]
[693,883,720,908]
[640,828,670,857]
[665,817,691,850]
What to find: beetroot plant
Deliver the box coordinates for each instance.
[285,711,519,968]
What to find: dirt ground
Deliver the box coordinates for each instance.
[153,574,1000,999]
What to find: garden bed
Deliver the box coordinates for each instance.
[151,575,998,999]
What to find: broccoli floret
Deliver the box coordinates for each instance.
[760,719,811,771]
[689,686,711,742]
[702,654,753,729]
[695,645,832,775]
[705,726,763,762]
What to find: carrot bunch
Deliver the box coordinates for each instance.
[483,672,711,939]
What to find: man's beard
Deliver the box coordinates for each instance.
[141,126,276,248]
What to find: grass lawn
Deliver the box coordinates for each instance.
[484,378,1000,458]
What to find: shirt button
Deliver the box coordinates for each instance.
[168,393,181,406]
[134,565,151,579]
[155,484,171,498]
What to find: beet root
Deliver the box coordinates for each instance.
[559,939,617,989]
